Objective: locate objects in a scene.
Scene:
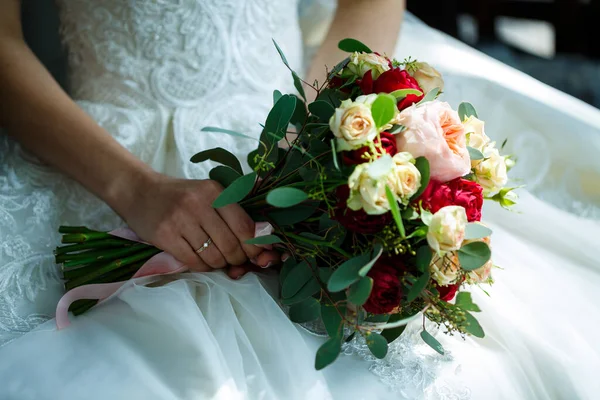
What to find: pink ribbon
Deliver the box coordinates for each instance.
[55,222,274,329]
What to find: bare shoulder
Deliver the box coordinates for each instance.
[0,0,22,40]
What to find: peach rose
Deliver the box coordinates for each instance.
[395,101,471,182]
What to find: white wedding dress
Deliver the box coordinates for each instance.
[1,1,600,399]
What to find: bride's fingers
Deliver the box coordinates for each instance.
[253,250,281,269]
[200,209,247,266]
[226,264,251,280]
[184,226,227,269]
[216,203,263,260]
[164,236,210,270]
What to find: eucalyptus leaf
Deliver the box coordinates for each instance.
[327,57,350,81]
[371,94,397,128]
[347,277,373,306]
[190,147,243,175]
[265,94,297,141]
[209,165,241,188]
[465,223,493,240]
[281,276,321,305]
[331,139,341,171]
[321,303,344,338]
[268,203,318,226]
[338,38,372,53]
[415,246,433,273]
[292,71,307,101]
[464,311,485,338]
[381,313,407,343]
[389,124,406,134]
[273,90,282,104]
[366,333,388,359]
[455,292,482,312]
[308,100,335,122]
[458,102,478,121]
[266,187,308,208]
[457,242,491,271]
[279,257,296,286]
[417,87,440,105]
[212,172,256,208]
[316,88,347,108]
[420,330,445,355]
[315,336,342,370]
[281,260,313,298]
[410,157,431,200]
[244,235,283,245]
[327,254,371,292]
[201,126,257,141]
[467,146,484,161]
[390,88,423,99]
[289,298,321,323]
[385,186,405,238]
[402,207,419,220]
[358,243,384,277]
[366,314,391,323]
[272,39,289,68]
[406,270,430,303]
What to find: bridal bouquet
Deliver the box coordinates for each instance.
[55,39,516,369]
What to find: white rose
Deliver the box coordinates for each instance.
[347,155,395,215]
[347,52,391,79]
[409,62,444,93]
[330,95,379,151]
[430,252,461,286]
[474,148,508,194]
[463,116,490,153]
[427,206,467,255]
[389,152,421,202]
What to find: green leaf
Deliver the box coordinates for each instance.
[201,126,257,141]
[455,292,482,312]
[273,90,282,104]
[347,277,373,306]
[308,100,335,122]
[415,246,433,273]
[265,94,297,141]
[190,147,243,175]
[315,336,342,370]
[266,187,308,208]
[318,267,333,285]
[327,254,371,292]
[464,311,485,338]
[272,39,289,68]
[380,313,407,343]
[465,223,493,240]
[406,270,430,303]
[281,260,313,298]
[244,235,283,245]
[212,172,256,208]
[365,314,391,323]
[402,207,419,220]
[290,96,308,129]
[467,146,484,161]
[358,243,384,277]
[371,94,397,129]
[279,257,296,286]
[331,139,341,171]
[338,38,372,53]
[366,333,388,359]
[457,242,491,271]
[321,303,344,338]
[385,186,405,238]
[268,203,318,226]
[420,330,445,355]
[209,165,241,188]
[289,298,321,323]
[292,71,307,101]
[281,276,321,305]
[410,157,430,201]
[458,102,478,121]
[417,87,440,105]
[389,124,406,134]
[327,57,350,81]
[390,88,423,99]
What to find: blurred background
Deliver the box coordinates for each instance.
[407,0,600,108]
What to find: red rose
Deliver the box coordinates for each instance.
[333,186,392,234]
[418,178,484,222]
[435,282,460,302]
[342,132,398,165]
[363,262,402,314]
[360,68,424,110]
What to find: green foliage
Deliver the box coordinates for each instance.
[289,298,321,323]
[292,71,307,101]
[308,100,335,122]
[190,147,243,175]
[315,335,342,370]
[268,203,318,226]
[457,242,491,271]
[281,260,313,298]
[266,187,308,208]
[371,94,397,128]
[420,330,445,355]
[321,303,344,338]
[458,102,478,121]
[265,94,296,142]
[338,38,372,53]
[464,311,485,338]
[455,292,482,312]
[415,246,433,273]
[347,277,373,306]
[281,277,321,305]
[465,223,493,240]
[417,87,440,105]
[244,235,283,245]
[410,157,431,200]
[406,269,430,303]
[390,88,423,99]
[212,172,256,208]
[366,333,388,359]
[209,165,241,188]
[327,58,350,81]
[273,90,282,104]
[385,186,405,238]
[467,146,484,161]
[327,254,371,292]
[358,243,383,277]
[279,257,296,286]
[201,126,256,141]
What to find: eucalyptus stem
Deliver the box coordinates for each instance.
[54,239,135,255]
[61,243,150,268]
[61,232,113,244]
[58,226,96,234]
[64,248,161,291]
[283,232,351,258]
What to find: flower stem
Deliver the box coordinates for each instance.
[61,232,114,244]
[61,243,150,268]
[54,239,135,256]
[58,226,96,234]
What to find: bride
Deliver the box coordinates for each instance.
[1,0,599,398]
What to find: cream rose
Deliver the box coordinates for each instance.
[389,152,421,202]
[347,154,394,215]
[347,52,391,79]
[395,101,471,182]
[474,148,508,194]
[427,206,467,255]
[409,62,444,93]
[430,252,461,286]
[330,94,379,151]
[463,116,491,153]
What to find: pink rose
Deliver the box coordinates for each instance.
[395,101,470,182]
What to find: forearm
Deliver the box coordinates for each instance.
[306,0,405,92]
[0,27,154,217]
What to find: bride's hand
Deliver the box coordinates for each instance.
[118,172,279,272]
